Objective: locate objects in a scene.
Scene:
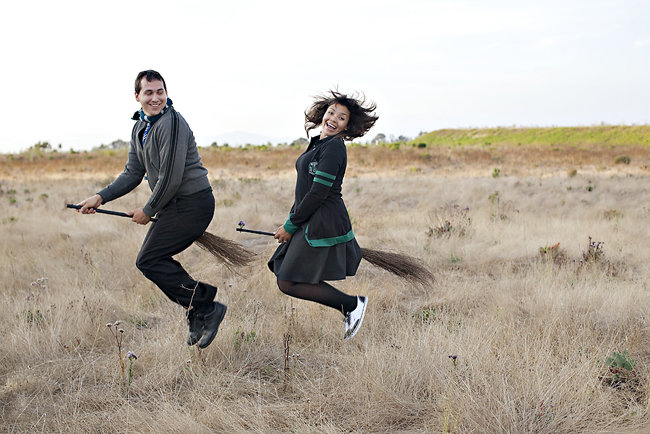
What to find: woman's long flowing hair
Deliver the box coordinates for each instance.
[304,90,378,140]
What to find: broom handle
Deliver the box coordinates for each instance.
[66,204,158,222]
[236,227,275,236]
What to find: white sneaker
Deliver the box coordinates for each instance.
[344,296,368,340]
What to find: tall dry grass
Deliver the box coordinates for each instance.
[0,147,649,432]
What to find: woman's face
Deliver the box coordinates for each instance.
[320,103,350,138]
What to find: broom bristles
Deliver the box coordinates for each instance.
[194,233,434,286]
[362,248,434,286]
[195,232,256,267]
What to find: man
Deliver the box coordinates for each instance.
[77,70,226,349]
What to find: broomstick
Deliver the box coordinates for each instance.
[66,204,255,267]
[236,226,435,286]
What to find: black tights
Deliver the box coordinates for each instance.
[277,279,357,314]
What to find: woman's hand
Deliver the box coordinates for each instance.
[274,226,292,243]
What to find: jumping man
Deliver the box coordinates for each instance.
[77,70,226,349]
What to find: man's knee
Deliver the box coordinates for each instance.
[136,253,153,276]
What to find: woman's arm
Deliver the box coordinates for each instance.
[283,139,345,234]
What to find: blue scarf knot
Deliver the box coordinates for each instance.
[132,98,173,145]
[132,98,173,123]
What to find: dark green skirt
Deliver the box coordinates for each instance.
[268,226,362,284]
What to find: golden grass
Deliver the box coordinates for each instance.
[2,141,649,180]
[1,146,649,432]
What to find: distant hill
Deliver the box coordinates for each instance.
[410,125,650,148]
[201,131,292,147]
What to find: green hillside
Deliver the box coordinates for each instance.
[409,125,650,148]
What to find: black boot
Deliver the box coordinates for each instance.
[186,308,201,346]
[197,302,227,349]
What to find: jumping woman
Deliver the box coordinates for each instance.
[268,90,378,340]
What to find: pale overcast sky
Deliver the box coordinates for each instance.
[0,0,648,153]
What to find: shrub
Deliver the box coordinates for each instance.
[582,237,604,263]
[614,155,631,165]
[427,204,471,238]
[487,191,515,221]
[576,236,620,276]
[538,242,567,266]
[386,142,401,150]
[602,350,641,391]
[604,209,623,220]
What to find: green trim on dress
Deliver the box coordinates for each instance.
[305,226,355,247]
[283,214,299,234]
[315,170,336,180]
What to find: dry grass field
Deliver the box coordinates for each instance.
[1,142,649,432]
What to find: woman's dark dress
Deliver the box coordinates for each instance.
[268,135,362,284]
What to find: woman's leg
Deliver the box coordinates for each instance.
[277,279,357,314]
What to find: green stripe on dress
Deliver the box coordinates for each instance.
[304,226,355,247]
[283,214,299,234]
[315,170,336,180]
[314,177,333,187]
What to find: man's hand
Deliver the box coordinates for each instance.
[77,194,103,214]
[128,208,151,225]
[274,226,292,243]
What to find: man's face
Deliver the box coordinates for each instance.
[135,79,167,117]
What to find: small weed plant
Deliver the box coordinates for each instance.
[604,209,623,221]
[126,351,138,386]
[427,204,471,238]
[106,321,138,391]
[538,242,567,266]
[22,277,48,326]
[539,237,620,276]
[107,321,126,383]
[412,307,438,323]
[614,155,631,165]
[602,350,641,392]
[582,237,604,264]
[578,237,619,276]
[487,191,515,221]
[233,328,257,350]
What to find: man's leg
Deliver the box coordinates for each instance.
[136,190,216,312]
[136,191,226,347]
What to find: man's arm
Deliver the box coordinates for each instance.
[97,131,146,203]
[142,111,188,217]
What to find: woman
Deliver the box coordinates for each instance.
[268,90,378,340]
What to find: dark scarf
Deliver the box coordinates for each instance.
[131,98,173,124]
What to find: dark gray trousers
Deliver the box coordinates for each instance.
[136,188,216,312]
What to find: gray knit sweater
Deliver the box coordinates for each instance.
[98,107,211,217]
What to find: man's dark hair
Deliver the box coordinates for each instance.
[135,70,167,94]
[304,90,378,140]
